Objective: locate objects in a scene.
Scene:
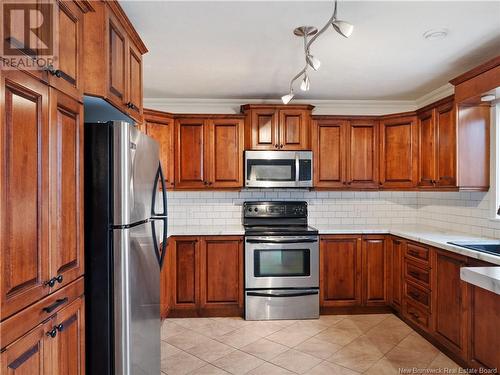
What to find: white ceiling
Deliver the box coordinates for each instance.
[121,1,500,101]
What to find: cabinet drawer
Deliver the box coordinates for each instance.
[405,301,430,331]
[0,277,84,348]
[405,262,431,289]
[404,281,431,310]
[405,243,430,264]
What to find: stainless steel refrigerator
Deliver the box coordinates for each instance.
[85,121,167,375]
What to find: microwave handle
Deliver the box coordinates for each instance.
[295,153,300,182]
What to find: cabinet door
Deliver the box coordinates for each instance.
[199,237,243,313]
[48,88,84,292]
[468,285,500,370]
[207,118,244,188]
[320,236,362,307]
[175,119,208,189]
[346,120,379,188]
[50,0,84,100]
[107,11,127,107]
[433,250,467,357]
[312,119,346,188]
[435,102,456,187]
[362,236,387,306]
[278,109,309,150]
[379,116,418,188]
[50,296,85,375]
[171,237,199,310]
[126,42,143,121]
[389,237,404,311]
[248,109,279,150]
[418,110,436,188]
[0,70,50,320]
[0,320,53,375]
[145,114,175,189]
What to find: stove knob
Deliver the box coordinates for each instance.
[254,208,258,212]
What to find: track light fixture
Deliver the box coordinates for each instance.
[281,0,353,104]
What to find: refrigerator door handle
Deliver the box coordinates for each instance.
[152,162,167,217]
[151,217,167,269]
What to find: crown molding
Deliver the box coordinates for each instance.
[144,84,455,116]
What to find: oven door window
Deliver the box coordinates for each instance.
[247,159,296,182]
[254,249,310,277]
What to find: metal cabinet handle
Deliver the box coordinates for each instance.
[409,291,420,299]
[409,271,420,279]
[46,328,57,338]
[408,250,420,257]
[43,297,68,314]
[56,323,64,332]
[280,144,284,149]
[126,102,138,110]
[274,144,279,149]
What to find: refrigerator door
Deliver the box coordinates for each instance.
[114,222,160,375]
[113,121,160,226]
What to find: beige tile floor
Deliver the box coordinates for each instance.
[161,314,462,375]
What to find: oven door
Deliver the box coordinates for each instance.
[245,236,319,289]
[245,151,312,188]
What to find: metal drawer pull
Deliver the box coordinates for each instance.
[409,271,421,279]
[409,291,421,299]
[43,297,68,314]
[247,290,318,298]
[408,250,421,257]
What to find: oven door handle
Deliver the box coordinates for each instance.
[246,239,318,244]
[247,290,319,298]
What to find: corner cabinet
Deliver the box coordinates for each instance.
[174,116,244,189]
[242,104,313,150]
[166,236,244,317]
[379,115,418,189]
[83,1,147,122]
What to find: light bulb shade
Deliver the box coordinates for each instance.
[306,54,321,71]
[281,92,294,104]
[332,20,354,38]
[300,75,310,91]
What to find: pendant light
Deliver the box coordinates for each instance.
[281,0,353,104]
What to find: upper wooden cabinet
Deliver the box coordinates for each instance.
[418,99,457,188]
[312,118,378,189]
[143,109,175,189]
[83,0,147,122]
[379,115,418,189]
[242,104,313,150]
[175,116,244,189]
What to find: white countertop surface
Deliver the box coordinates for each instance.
[460,267,500,295]
[168,224,500,265]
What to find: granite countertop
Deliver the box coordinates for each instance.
[168,224,500,266]
[460,267,500,296]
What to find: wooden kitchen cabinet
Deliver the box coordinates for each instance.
[433,250,468,357]
[362,236,388,306]
[0,295,85,375]
[320,236,362,307]
[83,1,147,121]
[167,236,244,317]
[418,99,456,188]
[0,70,50,320]
[242,104,313,150]
[199,237,244,314]
[312,119,347,188]
[175,116,244,189]
[143,109,175,189]
[48,88,84,293]
[379,115,418,188]
[389,237,404,312]
[346,120,379,188]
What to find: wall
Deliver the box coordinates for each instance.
[167,190,418,228]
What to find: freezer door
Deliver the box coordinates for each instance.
[113,121,160,225]
[114,223,160,375]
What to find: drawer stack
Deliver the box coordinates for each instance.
[403,242,433,331]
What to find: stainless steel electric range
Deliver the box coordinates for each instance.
[243,201,319,320]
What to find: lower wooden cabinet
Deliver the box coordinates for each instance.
[166,236,244,317]
[320,235,387,308]
[389,237,404,311]
[0,295,85,375]
[433,250,468,357]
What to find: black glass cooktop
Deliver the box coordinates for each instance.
[244,225,318,237]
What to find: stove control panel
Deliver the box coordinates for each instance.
[243,201,308,218]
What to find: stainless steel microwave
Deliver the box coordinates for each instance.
[244,151,313,188]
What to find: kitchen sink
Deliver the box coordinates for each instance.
[448,241,500,256]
